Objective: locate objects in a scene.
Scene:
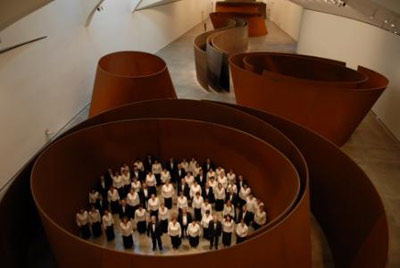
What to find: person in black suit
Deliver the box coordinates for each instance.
[203,182,215,204]
[96,176,110,212]
[177,164,186,181]
[104,168,114,188]
[119,199,129,219]
[147,216,163,251]
[144,154,154,172]
[178,208,192,238]
[237,205,252,225]
[225,188,238,208]
[166,157,178,183]
[195,169,206,187]
[202,158,215,173]
[139,183,150,208]
[209,215,222,250]
[177,178,190,200]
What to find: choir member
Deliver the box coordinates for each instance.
[121,169,131,198]
[223,200,235,219]
[88,188,101,209]
[104,168,114,187]
[131,177,141,193]
[177,192,188,214]
[147,216,163,250]
[187,220,201,248]
[201,210,213,240]
[76,209,91,239]
[222,215,234,247]
[201,198,212,216]
[158,204,169,233]
[119,199,129,219]
[89,206,102,237]
[178,208,192,238]
[206,169,216,180]
[135,205,147,235]
[227,181,238,195]
[208,177,217,190]
[107,186,120,214]
[253,204,267,230]
[160,168,171,184]
[132,167,142,183]
[145,172,157,196]
[168,217,182,249]
[217,171,228,189]
[196,169,206,187]
[209,215,222,250]
[237,206,252,226]
[121,163,130,174]
[139,183,150,208]
[189,158,198,174]
[102,209,115,241]
[202,158,215,173]
[215,167,225,178]
[180,158,189,172]
[161,180,174,209]
[148,194,160,219]
[177,164,186,180]
[246,194,257,220]
[144,154,154,172]
[203,182,215,204]
[185,172,195,187]
[236,219,248,244]
[126,188,140,219]
[190,180,202,199]
[178,178,190,199]
[192,192,204,221]
[227,169,236,185]
[238,183,251,209]
[152,160,162,185]
[112,171,124,197]
[236,175,247,191]
[214,183,226,212]
[96,175,109,205]
[166,157,178,183]
[120,217,134,249]
[193,163,202,177]
[226,187,238,208]
[134,158,145,173]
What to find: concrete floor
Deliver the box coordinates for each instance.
[65,20,400,267]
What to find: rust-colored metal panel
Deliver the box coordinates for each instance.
[88,51,176,117]
[210,12,267,37]
[230,52,388,146]
[215,1,267,19]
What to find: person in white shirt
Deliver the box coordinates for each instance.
[131,177,141,193]
[107,186,120,214]
[89,206,102,237]
[201,199,213,217]
[168,217,182,249]
[214,183,226,212]
[189,158,198,173]
[201,210,213,240]
[160,168,171,184]
[246,194,257,222]
[217,172,228,189]
[88,188,101,209]
[112,171,123,197]
[190,180,202,199]
[152,160,163,185]
[147,194,160,219]
[126,188,140,219]
[193,163,202,177]
[253,204,267,230]
[76,209,91,239]
[121,169,131,198]
[192,192,204,221]
[180,158,189,172]
[134,159,144,172]
[158,204,169,233]
[187,220,201,248]
[161,180,174,209]
[223,200,235,219]
[177,192,188,214]
[222,215,234,247]
[208,176,217,190]
[238,184,251,208]
[135,205,147,235]
[120,217,134,249]
[102,209,115,241]
[236,219,248,244]
[227,181,238,195]
[145,172,157,196]
[227,169,236,185]
[185,172,195,187]
[215,167,225,178]
[207,169,216,180]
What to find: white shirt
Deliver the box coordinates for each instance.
[227,183,238,194]
[218,176,228,188]
[161,170,171,184]
[201,203,212,216]
[131,181,141,192]
[227,173,236,184]
[122,173,131,186]
[201,214,213,228]
[255,210,267,226]
[239,187,251,200]
[214,187,226,200]
[209,180,217,190]
[127,192,140,207]
[76,211,88,227]
[162,184,174,199]
[236,223,248,237]
[187,223,201,237]
[177,196,188,209]
[152,163,162,174]
[189,160,197,172]
[148,197,160,211]
[223,220,234,233]
[120,221,133,236]
[185,175,195,187]
[223,204,235,218]
[113,175,123,189]
[181,161,189,172]
[108,189,120,202]
[190,184,202,198]
[134,161,144,171]
[158,207,169,221]
[146,174,157,187]
[168,222,182,237]
[246,197,257,213]
[102,213,114,229]
[207,170,216,180]
[215,168,225,177]
[135,209,146,222]
[89,210,101,224]
[88,191,100,204]
[192,196,204,209]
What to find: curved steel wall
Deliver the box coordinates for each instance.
[215,1,267,19]
[89,51,176,117]
[230,52,388,146]
[210,12,267,37]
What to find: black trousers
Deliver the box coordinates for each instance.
[210,235,220,249]
[170,235,181,249]
[110,200,119,214]
[194,208,202,221]
[189,236,200,247]
[137,221,147,234]
[253,222,262,230]
[215,199,224,211]
[80,224,91,239]
[203,227,209,240]
[164,198,172,209]
[150,209,158,220]
[155,174,161,185]
[149,186,157,196]
[236,236,246,244]
[222,232,232,246]
[105,225,115,241]
[151,235,163,250]
[122,235,133,249]
[91,222,102,237]
[160,219,168,233]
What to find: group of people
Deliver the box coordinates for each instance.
[76,156,268,252]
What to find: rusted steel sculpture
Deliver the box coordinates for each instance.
[230,52,388,146]
[210,12,267,37]
[88,51,176,117]
[216,1,267,19]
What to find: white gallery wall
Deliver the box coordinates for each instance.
[297,10,400,141]
[0,0,214,189]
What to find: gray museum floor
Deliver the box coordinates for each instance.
[68,20,400,267]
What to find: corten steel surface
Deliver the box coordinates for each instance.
[194,18,248,91]
[210,12,268,37]
[215,1,267,19]
[230,52,388,146]
[88,51,176,117]
[31,119,305,267]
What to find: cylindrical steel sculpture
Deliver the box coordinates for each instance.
[230,52,388,146]
[88,51,176,117]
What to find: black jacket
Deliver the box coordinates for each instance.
[225,192,238,207]
[209,220,222,237]
[119,205,129,219]
[177,182,190,199]
[202,161,215,173]
[178,212,193,227]
[202,186,215,203]
[237,210,252,225]
[147,222,163,237]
